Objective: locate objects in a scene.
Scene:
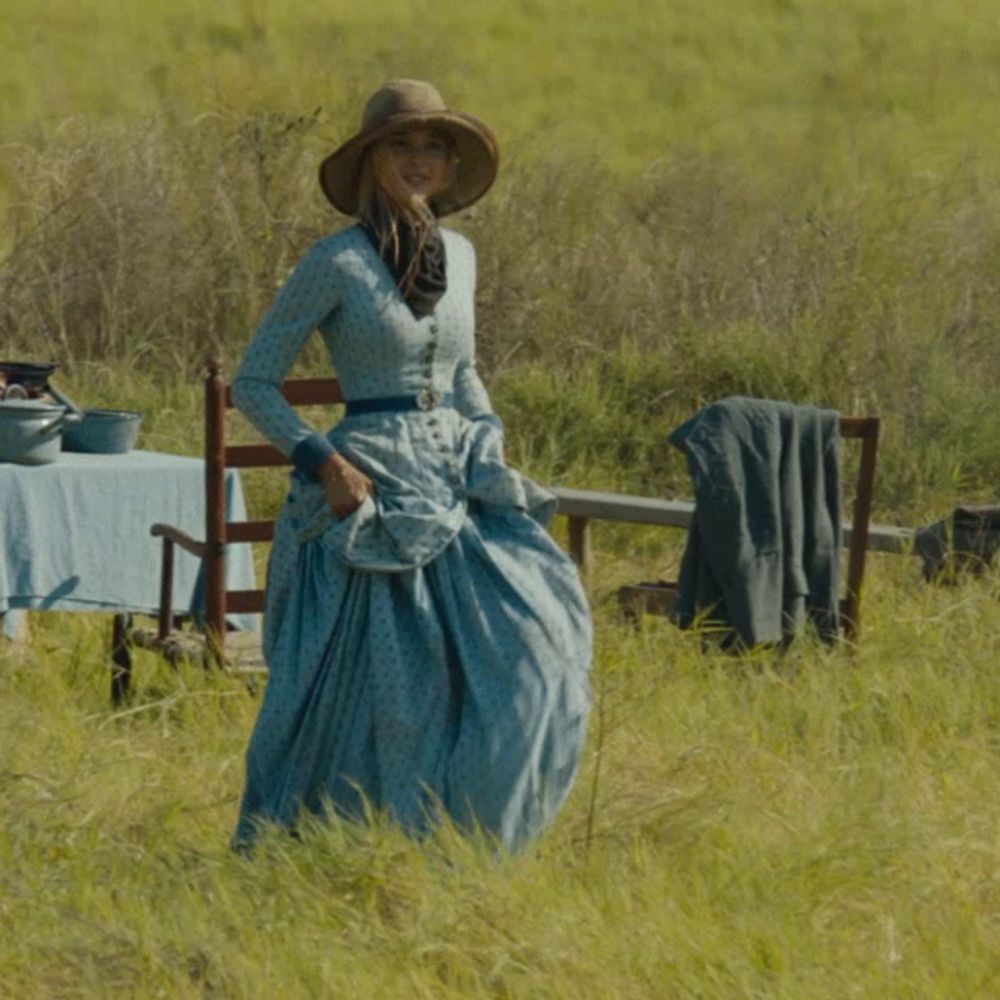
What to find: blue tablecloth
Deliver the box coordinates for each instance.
[0,450,257,636]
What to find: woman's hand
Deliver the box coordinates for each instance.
[318,453,374,519]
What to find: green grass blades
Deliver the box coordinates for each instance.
[5,566,1000,996]
[4,1,1000,995]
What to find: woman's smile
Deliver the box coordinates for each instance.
[382,128,452,199]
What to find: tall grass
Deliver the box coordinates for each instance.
[3,120,1000,518]
[4,3,1000,995]
[5,564,1000,997]
[4,2,1000,517]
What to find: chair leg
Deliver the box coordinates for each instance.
[111,613,133,706]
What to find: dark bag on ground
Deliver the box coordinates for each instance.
[913,505,1000,582]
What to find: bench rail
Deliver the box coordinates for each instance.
[549,486,914,579]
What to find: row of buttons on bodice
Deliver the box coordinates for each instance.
[423,317,465,499]
[415,317,440,410]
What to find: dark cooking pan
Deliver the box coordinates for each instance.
[0,361,59,392]
[0,361,83,419]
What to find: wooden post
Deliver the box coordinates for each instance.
[204,357,226,666]
[111,613,132,705]
[841,417,880,643]
[157,536,175,641]
[567,515,592,584]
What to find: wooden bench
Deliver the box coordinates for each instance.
[550,486,914,577]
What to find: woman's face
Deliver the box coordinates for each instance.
[380,128,453,200]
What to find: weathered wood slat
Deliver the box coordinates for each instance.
[550,488,695,527]
[226,520,275,543]
[226,590,266,614]
[838,416,879,437]
[224,444,287,467]
[224,378,344,408]
[843,522,913,554]
[548,487,914,554]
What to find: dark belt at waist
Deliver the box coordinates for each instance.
[344,389,455,417]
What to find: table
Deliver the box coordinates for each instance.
[0,450,256,637]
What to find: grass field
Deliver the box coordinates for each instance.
[3,1,1000,996]
[6,566,1000,997]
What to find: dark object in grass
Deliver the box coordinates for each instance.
[914,506,1000,583]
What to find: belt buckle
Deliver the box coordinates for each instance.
[416,387,441,411]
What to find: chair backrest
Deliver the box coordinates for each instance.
[201,358,343,653]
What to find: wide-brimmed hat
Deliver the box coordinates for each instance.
[319,79,499,217]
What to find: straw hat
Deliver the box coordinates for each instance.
[319,79,499,217]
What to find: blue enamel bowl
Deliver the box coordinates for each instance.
[62,409,143,454]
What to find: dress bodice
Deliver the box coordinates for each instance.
[232,224,554,574]
[233,225,493,462]
[316,226,478,402]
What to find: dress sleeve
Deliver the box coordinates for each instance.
[231,241,341,479]
[452,240,504,434]
[454,358,496,421]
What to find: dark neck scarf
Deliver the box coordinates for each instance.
[361,211,447,319]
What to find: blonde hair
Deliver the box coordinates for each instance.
[356,131,457,293]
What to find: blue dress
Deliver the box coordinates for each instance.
[231,225,592,851]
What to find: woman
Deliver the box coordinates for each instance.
[231,80,592,852]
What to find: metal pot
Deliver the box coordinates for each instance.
[0,361,60,399]
[0,399,81,465]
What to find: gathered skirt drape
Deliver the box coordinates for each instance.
[233,498,592,852]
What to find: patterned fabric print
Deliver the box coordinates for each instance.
[232,226,492,457]
[232,225,593,852]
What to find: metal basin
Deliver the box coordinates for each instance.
[62,409,143,454]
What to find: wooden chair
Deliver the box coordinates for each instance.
[614,415,880,644]
[110,359,343,704]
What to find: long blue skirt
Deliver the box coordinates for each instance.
[233,503,592,852]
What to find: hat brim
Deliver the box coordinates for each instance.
[319,111,499,217]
